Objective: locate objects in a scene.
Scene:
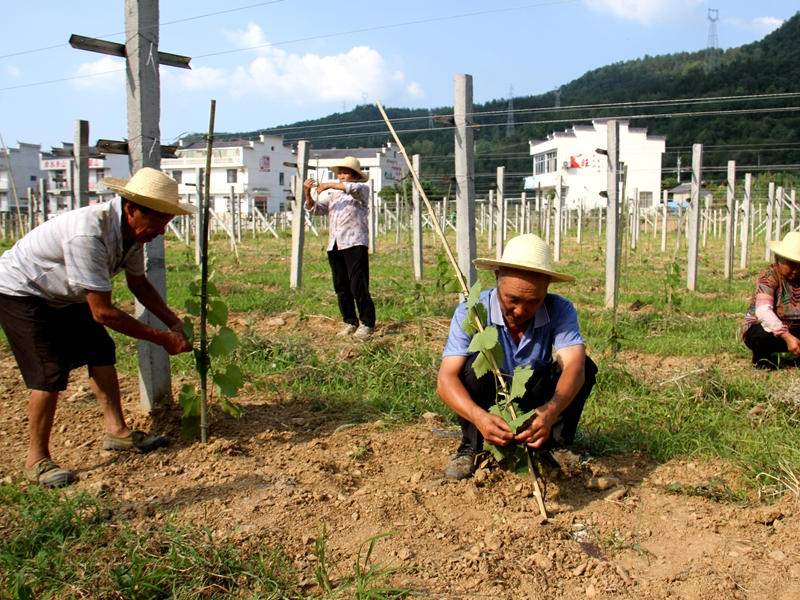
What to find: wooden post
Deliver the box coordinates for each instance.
[661,190,668,252]
[605,120,621,310]
[724,161,735,278]
[686,144,703,292]
[488,190,494,249]
[39,177,48,223]
[412,155,423,280]
[74,120,89,209]
[577,199,583,244]
[521,191,527,234]
[368,180,376,254]
[740,173,752,269]
[554,175,562,261]
[496,166,505,258]
[290,141,309,288]
[777,186,784,240]
[454,74,477,289]
[631,188,638,250]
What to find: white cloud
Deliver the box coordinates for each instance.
[749,16,784,36]
[584,0,704,24]
[7,66,20,78]
[71,55,125,92]
[170,22,424,105]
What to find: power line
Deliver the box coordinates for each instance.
[193,1,580,59]
[0,0,289,60]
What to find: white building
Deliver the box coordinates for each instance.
[0,142,45,213]
[161,134,295,214]
[39,143,130,213]
[528,120,666,211]
[307,143,404,197]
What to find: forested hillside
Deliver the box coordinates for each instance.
[199,12,800,195]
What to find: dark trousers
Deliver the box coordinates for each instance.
[327,244,375,328]
[744,323,800,363]
[458,354,598,452]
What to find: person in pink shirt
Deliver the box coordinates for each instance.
[304,156,376,339]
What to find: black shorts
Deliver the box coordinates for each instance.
[0,293,116,392]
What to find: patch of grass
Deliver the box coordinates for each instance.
[0,483,298,599]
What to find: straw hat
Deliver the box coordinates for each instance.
[473,234,575,283]
[769,231,800,263]
[330,156,370,182]
[102,168,197,215]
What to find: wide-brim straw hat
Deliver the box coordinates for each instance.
[768,231,800,263]
[330,156,370,182]
[102,167,197,215]
[473,234,575,283]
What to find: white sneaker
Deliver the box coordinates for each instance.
[337,323,357,337]
[353,324,375,339]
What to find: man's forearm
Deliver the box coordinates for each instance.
[129,279,182,330]
[94,305,173,345]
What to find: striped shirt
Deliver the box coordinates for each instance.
[0,196,144,307]
[742,264,800,338]
[308,182,369,251]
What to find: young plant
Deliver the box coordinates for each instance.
[179,270,244,440]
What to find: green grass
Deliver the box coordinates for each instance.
[0,483,297,599]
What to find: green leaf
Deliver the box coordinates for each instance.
[466,281,482,309]
[509,365,534,400]
[483,442,506,463]
[206,281,220,297]
[443,277,462,293]
[213,364,243,397]
[189,281,200,296]
[207,299,228,327]
[181,415,201,441]
[193,349,209,376]
[178,384,201,417]
[182,316,194,344]
[209,327,238,357]
[471,352,492,380]
[219,396,244,418]
[509,408,537,433]
[184,298,201,317]
[467,327,498,353]
[474,303,488,329]
[462,306,480,337]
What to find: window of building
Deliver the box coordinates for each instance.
[534,154,545,175]
[278,172,284,186]
[546,151,557,173]
[227,169,237,183]
[94,169,105,182]
[639,191,653,208]
[172,170,182,184]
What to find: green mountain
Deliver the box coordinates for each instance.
[203,12,800,195]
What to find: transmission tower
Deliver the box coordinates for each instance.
[506,84,515,137]
[428,108,434,129]
[704,8,720,74]
[554,87,562,110]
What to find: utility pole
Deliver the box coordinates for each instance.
[411,156,423,280]
[766,182,775,262]
[740,173,751,269]
[454,74,477,288]
[554,175,562,261]
[495,166,505,259]
[74,120,89,208]
[604,120,620,310]
[724,161,735,278]
[290,141,309,288]
[686,144,703,291]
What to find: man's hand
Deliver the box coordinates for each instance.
[783,332,800,355]
[514,404,558,449]
[161,331,193,355]
[474,411,515,446]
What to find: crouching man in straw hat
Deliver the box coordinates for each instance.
[742,231,800,369]
[0,167,195,487]
[303,156,376,340]
[437,234,598,480]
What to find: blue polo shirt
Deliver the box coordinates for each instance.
[442,288,584,376]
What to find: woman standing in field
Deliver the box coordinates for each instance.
[743,231,800,368]
[303,157,376,340]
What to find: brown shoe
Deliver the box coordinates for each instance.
[444,444,476,480]
[103,430,168,453]
[23,459,76,488]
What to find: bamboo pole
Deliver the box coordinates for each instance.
[376,100,548,521]
[199,100,216,444]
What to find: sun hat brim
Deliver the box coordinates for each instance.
[768,240,800,263]
[330,165,370,183]
[102,176,197,215]
[473,258,575,283]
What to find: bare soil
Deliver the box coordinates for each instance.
[1,314,798,599]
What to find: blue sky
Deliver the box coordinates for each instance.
[0,0,795,151]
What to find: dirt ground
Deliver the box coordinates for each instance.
[1,313,798,600]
